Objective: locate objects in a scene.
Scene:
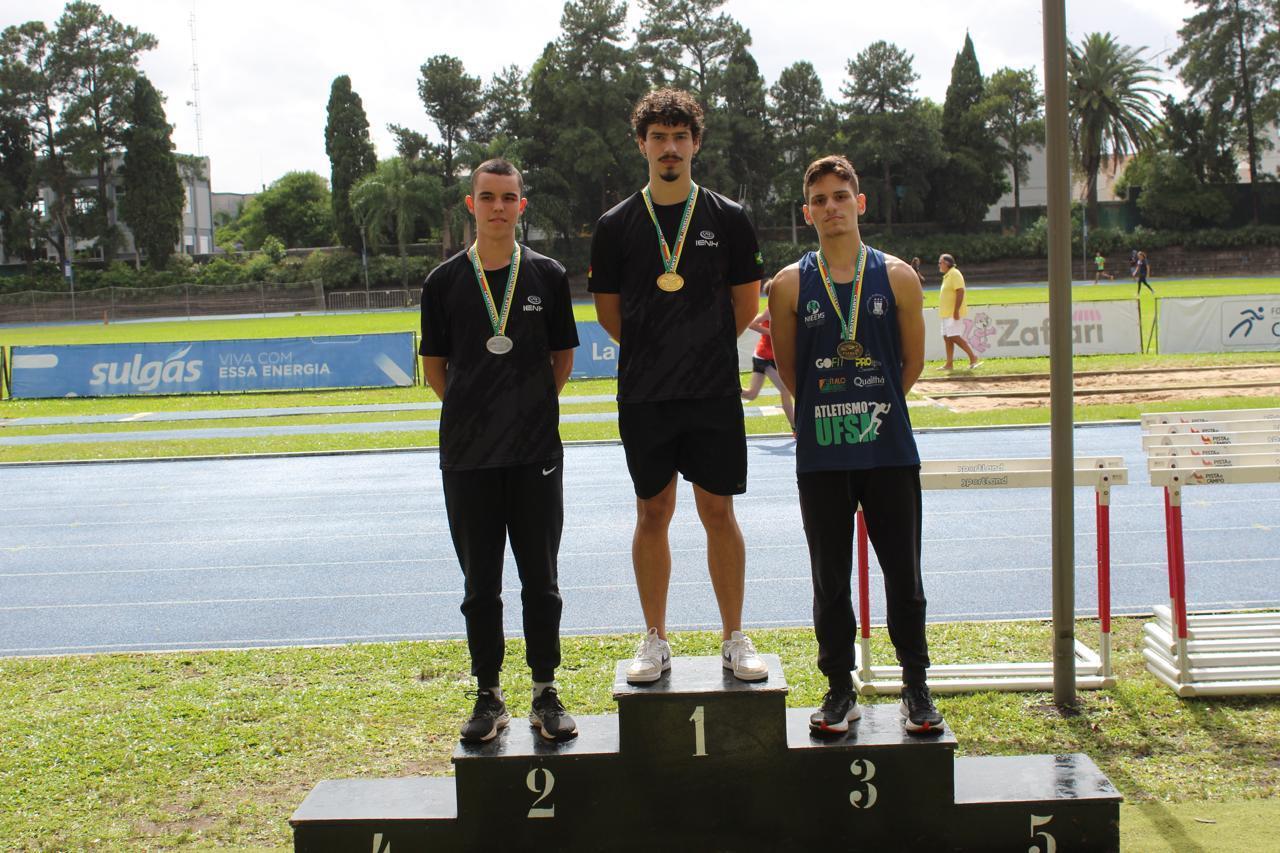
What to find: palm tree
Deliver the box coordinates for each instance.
[1068,33,1163,227]
[349,157,441,287]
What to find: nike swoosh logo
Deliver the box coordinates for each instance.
[542,466,557,476]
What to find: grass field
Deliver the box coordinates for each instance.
[1,619,1277,851]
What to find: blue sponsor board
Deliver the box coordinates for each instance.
[571,322,619,379]
[9,333,417,398]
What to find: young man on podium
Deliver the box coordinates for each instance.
[420,159,580,743]
[769,155,945,737]
[588,88,768,685]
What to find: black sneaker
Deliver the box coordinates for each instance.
[899,682,944,734]
[460,689,510,744]
[808,686,862,737]
[529,687,579,741]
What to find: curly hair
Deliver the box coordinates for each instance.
[631,88,705,142]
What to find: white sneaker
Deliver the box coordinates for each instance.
[625,627,671,684]
[722,631,768,682]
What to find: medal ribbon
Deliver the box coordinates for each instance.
[641,182,700,275]
[467,242,521,337]
[816,243,868,347]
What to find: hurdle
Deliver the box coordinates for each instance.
[852,456,1127,695]
[1141,408,1280,697]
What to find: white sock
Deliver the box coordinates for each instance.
[532,681,555,701]
[481,685,503,701]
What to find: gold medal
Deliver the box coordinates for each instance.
[643,182,699,294]
[657,272,685,292]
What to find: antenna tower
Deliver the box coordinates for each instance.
[189,9,204,156]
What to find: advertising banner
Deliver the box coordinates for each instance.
[571,322,619,379]
[922,300,1140,360]
[9,333,416,398]
[1158,296,1280,353]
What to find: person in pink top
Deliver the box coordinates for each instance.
[741,279,797,434]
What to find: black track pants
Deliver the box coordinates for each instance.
[797,465,931,685]
[442,461,564,685]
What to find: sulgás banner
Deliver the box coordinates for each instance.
[9,333,417,398]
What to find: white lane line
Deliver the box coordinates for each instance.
[8,599,1280,656]
[120,412,152,422]
[5,521,1270,554]
[8,560,1279,612]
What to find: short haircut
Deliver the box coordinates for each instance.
[632,88,705,142]
[803,155,860,200]
[940,254,956,267]
[471,158,523,195]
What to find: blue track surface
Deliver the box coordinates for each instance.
[2,423,1277,657]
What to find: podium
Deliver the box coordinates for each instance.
[292,655,1120,851]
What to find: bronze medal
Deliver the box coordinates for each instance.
[837,340,861,360]
[657,272,685,292]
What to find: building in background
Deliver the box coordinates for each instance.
[0,155,216,265]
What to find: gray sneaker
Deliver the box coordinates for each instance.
[721,631,768,682]
[625,627,671,683]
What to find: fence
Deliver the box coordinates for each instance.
[326,289,420,311]
[0,280,326,325]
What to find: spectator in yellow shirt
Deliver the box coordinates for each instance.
[938,254,982,370]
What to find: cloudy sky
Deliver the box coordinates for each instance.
[13,0,1193,193]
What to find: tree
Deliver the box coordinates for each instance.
[217,171,334,251]
[1116,150,1231,228]
[1161,95,1237,184]
[324,75,378,254]
[1170,0,1280,223]
[416,55,481,254]
[522,0,646,239]
[53,2,157,260]
[700,44,772,214]
[473,65,527,142]
[984,67,1045,232]
[349,157,441,287]
[119,75,183,269]
[0,20,77,269]
[0,110,38,264]
[634,0,749,96]
[768,61,837,240]
[841,40,941,231]
[1068,32,1162,228]
[929,34,1007,227]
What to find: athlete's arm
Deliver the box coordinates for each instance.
[593,293,622,342]
[747,307,771,335]
[888,258,925,393]
[550,348,574,394]
[767,265,801,396]
[422,356,448,400]
[732,280,762,336]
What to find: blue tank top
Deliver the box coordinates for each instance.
[794,247,920,473]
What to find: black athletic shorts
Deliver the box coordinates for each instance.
[751,356,775,374]
[617,395,748,499]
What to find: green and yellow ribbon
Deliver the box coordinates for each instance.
[467,242,521,337]
[815,243,868,348]
[641,182,699,276]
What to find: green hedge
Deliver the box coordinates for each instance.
[5,224,1279,295]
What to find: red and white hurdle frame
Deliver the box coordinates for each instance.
[852,456,1127,695]
[1142,409,1280,697]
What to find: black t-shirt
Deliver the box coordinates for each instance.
[419,245,579,471]
[588,187,762,402]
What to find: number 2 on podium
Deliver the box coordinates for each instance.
[689,705,707,757]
